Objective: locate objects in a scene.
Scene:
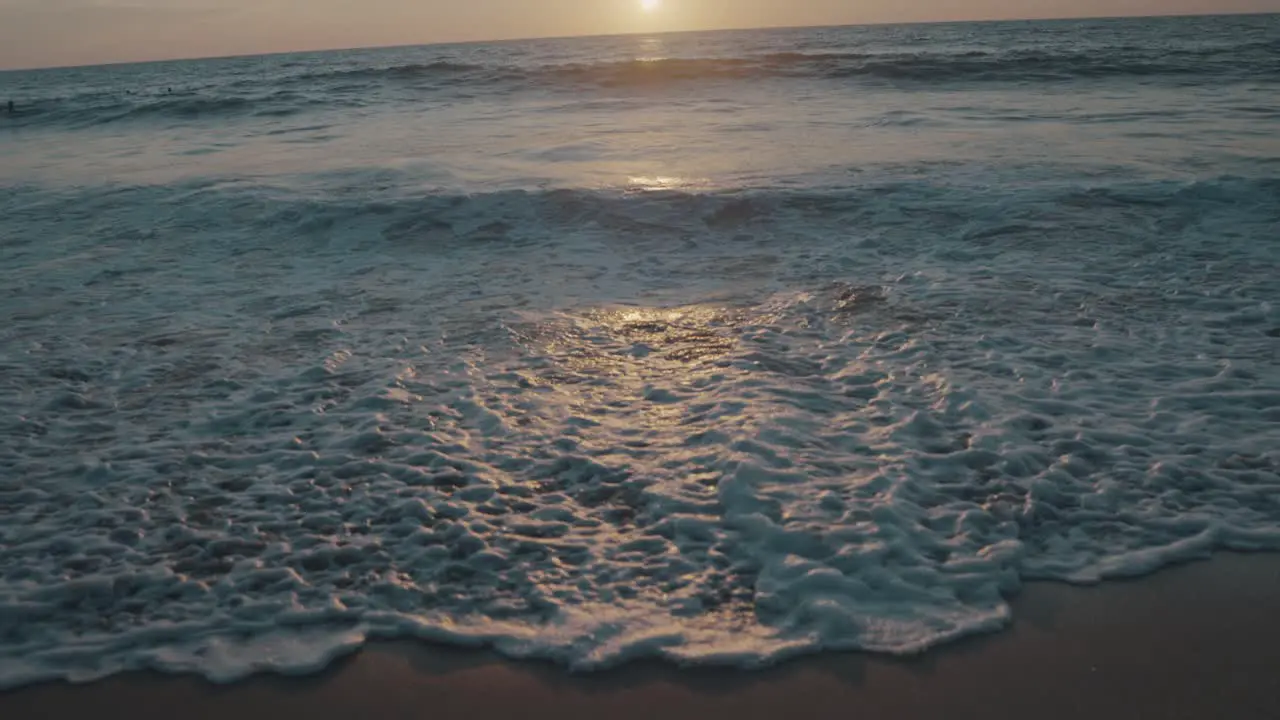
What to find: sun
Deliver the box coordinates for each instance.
[640,0,661,12]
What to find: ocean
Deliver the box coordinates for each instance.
[1,13,1278,688]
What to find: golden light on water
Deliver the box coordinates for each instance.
[509,304,742,385]
[584,305,737,365]
[626,175,709,193]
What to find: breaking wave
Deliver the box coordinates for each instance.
[4,35,1277,129]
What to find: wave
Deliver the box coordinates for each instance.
[6,174,1277,254]
[3,168,1280,688]
[0,90,365,130]
[283,59,488,85]
[274,43,1279,90]
[4,38,1275,130]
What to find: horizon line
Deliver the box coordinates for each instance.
[1,10,1274,73]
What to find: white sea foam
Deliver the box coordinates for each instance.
[2,168,1278,688]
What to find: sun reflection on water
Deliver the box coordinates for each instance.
[626,175,709,192]
[509,303,745,386]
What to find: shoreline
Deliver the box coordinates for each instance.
[4,552,1280,719]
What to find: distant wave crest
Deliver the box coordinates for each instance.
[5,38,1276,129]
[281,42,1280,89]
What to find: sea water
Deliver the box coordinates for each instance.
[1,13,1278,688]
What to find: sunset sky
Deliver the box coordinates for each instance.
[1,0,1278,70]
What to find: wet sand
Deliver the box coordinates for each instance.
[4,553,1279,720]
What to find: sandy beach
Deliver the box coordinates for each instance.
[4,552,1279,720]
